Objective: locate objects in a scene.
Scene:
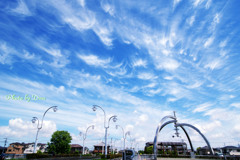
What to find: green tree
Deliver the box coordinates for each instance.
[144,146,153,154]
[47,130,72,154]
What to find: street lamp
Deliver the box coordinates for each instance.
[92,105,117,158]
[115,125,130,150]
[32,106,58,153]
[79,125,94,155]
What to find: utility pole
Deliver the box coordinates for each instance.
[111,138,113,154]
[3,138,7,153]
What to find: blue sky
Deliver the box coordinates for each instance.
[0,0,240,150]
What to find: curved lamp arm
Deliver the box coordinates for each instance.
[39,106,58,129]
[116,125,125,138]
[107,115,117,128]
[93,105,106,128]
[84,125,94,140]
[125,131,130,139]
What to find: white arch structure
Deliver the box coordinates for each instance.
[153,113,214,160]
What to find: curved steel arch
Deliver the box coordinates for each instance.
[179,126,194,152]
[153,115,176,157]
[153,119,176,159]
[153,119,194,160]
[153,116,213,160]
[175,123,214,155]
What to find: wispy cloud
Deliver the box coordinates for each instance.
[77,54,112,68]
[192,102,213,113]
[204,36,215,48]
[230,103,240,108]
[187,15,195,26]
[132,58,147,68]
[12,0,31,16]
[137,72,157,80]
[204,57,223,70]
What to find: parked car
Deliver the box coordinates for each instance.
[125,149,137,160]
[215,153,224,157]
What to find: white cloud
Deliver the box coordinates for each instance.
[204,58,223,70]
[132,59,147,68]
[218,94,235,101]
[39,69,53,78]
[204,36,214,48]
[78,0,85,7]
[93,23,113,46]
[56,1,96,31]
[101,1,115,16]
[22,51,36,60]
[193,102,213,113]
[201,120,222,133]
[187,81,203,89]
[213,13,220,24]
[0,42,14,65]
[0,118,56,138]
[146,88,162,96]
[77,54,112,68]
[173,0,182,8]
[205,0,212,9]
[219,39,227,48]
[233,124,240,134]
[12,0,31,16]
[137,72,157,80]
[0,42,43,65]
[47,0,114,46]
[187,15,195,26]
[164,76,174,80]
[139,114,148,122]
[155,58,180,71]
[230,103,240,108]
[125,125,134,132]
[209,13,220,31]
[193,0,204,7]
[43,48,62,57]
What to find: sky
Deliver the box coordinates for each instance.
[0,0,240,151]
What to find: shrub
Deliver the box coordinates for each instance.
[26,153,51,159]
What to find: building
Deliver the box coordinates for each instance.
[145,142,187,155]
[222,146,240,156]
[70,144,83,154]
[93,142,110,154]
[23,143,47,154]
[197,146,240,156]
[6,143,25,154]
[23,143,35,154]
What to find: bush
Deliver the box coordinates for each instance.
[100,154,122,159]
[26,153,51,159]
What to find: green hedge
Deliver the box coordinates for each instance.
[26,153,52,159]
[26,153,82,159]
[100,154,122,159]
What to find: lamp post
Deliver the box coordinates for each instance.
[92,105,117,158]
[79,125,94,155]
[115,125,130,150]
[32,106,58,153]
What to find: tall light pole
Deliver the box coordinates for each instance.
[115,125,130,150]
[32,106,58,153]
[79,125,94,155]
[92,105,117,158]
